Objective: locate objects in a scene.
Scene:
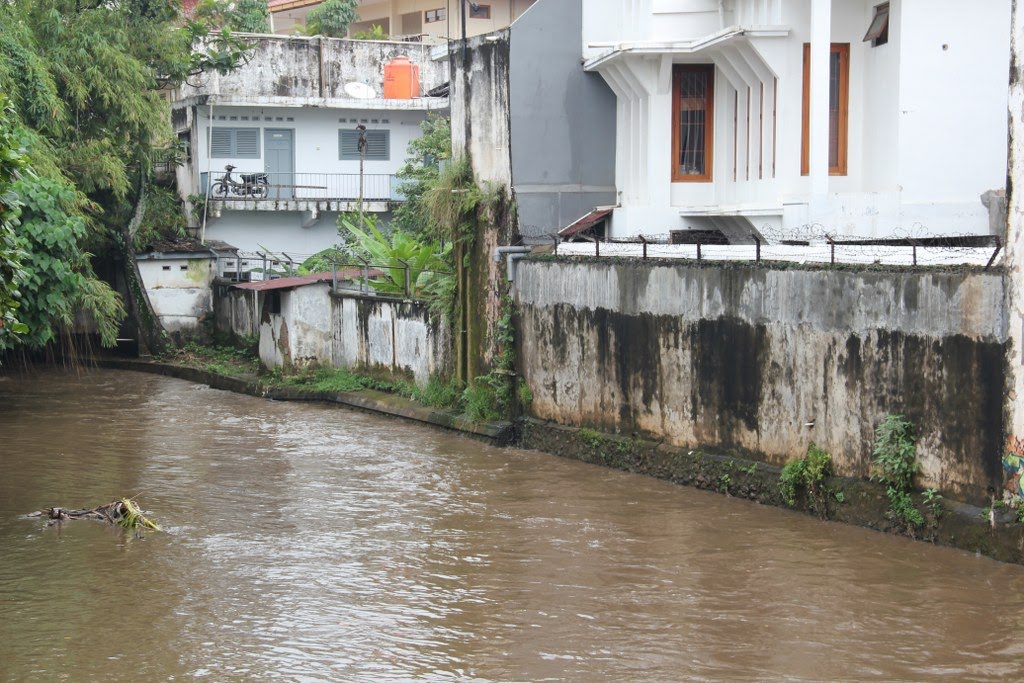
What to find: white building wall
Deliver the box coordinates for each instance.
[194,105,428,188]
[586,0,1011,241]
[137,257,216,332]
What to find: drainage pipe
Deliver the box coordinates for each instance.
[493,246,532,282]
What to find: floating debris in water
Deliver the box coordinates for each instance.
[29,498,161,531]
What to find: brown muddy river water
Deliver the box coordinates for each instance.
[2,369,1024,681]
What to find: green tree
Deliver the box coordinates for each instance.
[306,0,359,37]
[194,0,271,34]
[0,95,28,348]
[0,0,251,356]
[393,115,451,237]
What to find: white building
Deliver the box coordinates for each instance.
[170,35,448,257]
[582,0,1011,241]
[270,0,537,41]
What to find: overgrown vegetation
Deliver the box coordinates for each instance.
[0,0,251,358]
[340,214,452,299]
[393,115,451,238]
[303,0,359,37]
[778,443,836,519]
[194,0,271,33]
[871,414,928,535]
[351,24,387,40]
[175,340,261,377]
[459,295,517,422]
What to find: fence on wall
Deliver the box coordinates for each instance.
[550,229,1004,269]
[212,249,452,300]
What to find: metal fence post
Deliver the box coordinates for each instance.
[595,239,600,257]
[696,239,702,262]
[752,234,761,263]
[331,259,337,293]
[826,235,835,265]
[986,236,1003,270]
[640,235,648,260]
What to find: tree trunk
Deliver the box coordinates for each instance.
[118,175,171,357]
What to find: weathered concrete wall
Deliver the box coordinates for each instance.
[508,0,616,240]
[138,257,215,332]
[177,36,447,102]
[1006,0,1024,493]
[331,294,448,383]
[516,259,1011,504]
[451,31,518,378]
[215,284,449,382]
[214,282,258,340]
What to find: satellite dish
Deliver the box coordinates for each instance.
[344,82,376,99]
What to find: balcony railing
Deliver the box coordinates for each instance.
[200,171,406,202]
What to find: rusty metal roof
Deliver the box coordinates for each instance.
[558,207,615,238]
[232,273,334,292]
[231,268,378,292]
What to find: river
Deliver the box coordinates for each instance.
[1,369,1023,681]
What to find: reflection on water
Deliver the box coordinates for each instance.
[1,369,1023,681]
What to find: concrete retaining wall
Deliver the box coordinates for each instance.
[515,259,1011,504]
[216,284,449,384]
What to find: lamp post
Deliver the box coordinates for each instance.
[356,123,367,226]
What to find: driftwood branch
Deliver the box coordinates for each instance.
[29,498,161,531]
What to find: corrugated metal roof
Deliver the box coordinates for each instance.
[231,268,378,292]
[232,273,334,292]
[558,207,614,238]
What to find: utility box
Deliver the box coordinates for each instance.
[383,57,420,99]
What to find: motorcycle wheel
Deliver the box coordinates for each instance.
[211,181,227,196]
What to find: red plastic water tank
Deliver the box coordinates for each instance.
[383,57,420,99]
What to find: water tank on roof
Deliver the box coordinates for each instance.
[383,57,420,99]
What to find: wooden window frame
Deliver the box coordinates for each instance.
[671,64,715,183]
[801,43,849,177]
[863,3,890,47]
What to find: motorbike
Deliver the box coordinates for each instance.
[211,164,269,198]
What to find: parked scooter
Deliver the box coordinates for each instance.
[211,165,269,198]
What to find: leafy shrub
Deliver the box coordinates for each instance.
[779,443,833,518]
[871,414,918,491]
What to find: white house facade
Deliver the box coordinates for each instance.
[582,0,1011,242]
[170,35,448,258]
[270,0,537,41]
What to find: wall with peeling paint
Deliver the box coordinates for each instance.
[1006,0,1024,491]
[138,257,216,332]
[515,259,1010,504]
[176,36,448,103]
[216,284,449,383]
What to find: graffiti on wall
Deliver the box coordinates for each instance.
[1004,435,1024,498]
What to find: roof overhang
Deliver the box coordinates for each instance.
[173,94,450,112]
[584,25,789,72]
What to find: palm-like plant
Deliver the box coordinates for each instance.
[341,215,452,298]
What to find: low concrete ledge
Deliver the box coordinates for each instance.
[519,418,1024,565]
[97,359,514,444]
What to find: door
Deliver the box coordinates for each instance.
[264,128,294,200]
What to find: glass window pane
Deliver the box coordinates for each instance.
[678,70,708,176]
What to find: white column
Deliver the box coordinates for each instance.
[809,0,831,202]
[1006,0,1024,443]
[388,0,401,36]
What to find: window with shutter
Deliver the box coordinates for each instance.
[339,129,390,161]
[209,127,261,158]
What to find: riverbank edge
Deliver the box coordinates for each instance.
[96,359,516,444]
[96,359,1024,565]
[520,419,1024,565]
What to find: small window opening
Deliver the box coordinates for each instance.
[864,3,889,47]
[162,265,171,271]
